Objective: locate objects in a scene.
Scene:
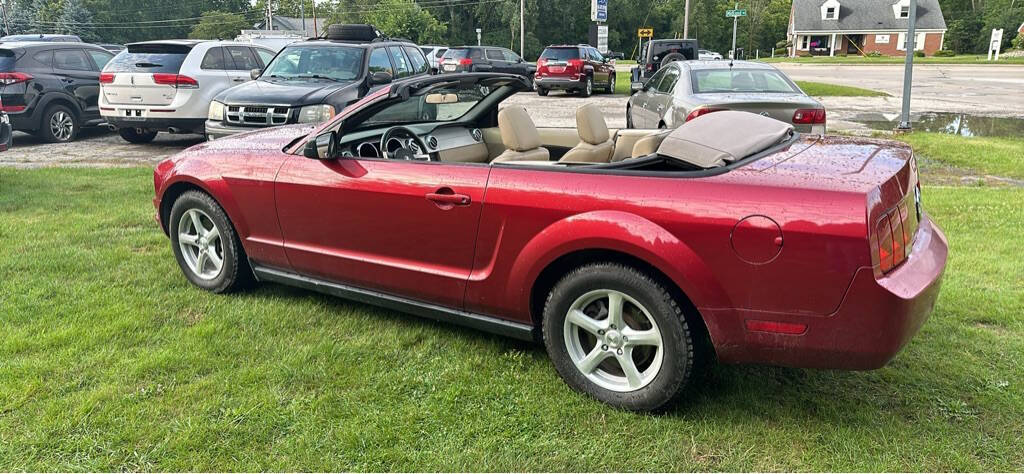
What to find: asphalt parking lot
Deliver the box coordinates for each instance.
[4,63,1023,168]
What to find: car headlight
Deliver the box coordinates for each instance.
[297,104,336,124]
[208,101,225,121]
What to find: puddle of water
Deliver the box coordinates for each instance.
[849,112,1024,137]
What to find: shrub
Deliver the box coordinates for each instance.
[914,50,926,57]
[865,50,883,57]
[934,49,956,57]
[1013,33,1024,50]
[773,47,787,55]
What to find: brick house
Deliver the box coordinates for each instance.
[788,0,947,57]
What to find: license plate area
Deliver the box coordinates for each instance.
[550,66,566,73]
[121,109,145,121]
[443,65,456,71]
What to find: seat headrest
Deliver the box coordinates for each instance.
[498,105,542,151]
[656,111,794,168]
[576,103,610,145]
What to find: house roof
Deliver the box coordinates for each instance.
[792,0,947,32]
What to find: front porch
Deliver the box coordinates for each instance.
[792,33,864,57]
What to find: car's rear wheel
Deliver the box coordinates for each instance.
[38,104,78,143]
[169,190,253,293]
[118,127,158,144]
[543,263,697,411]
[579,76,593,98]
[537,87,548,96]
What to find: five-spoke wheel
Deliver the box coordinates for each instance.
[169,190,253,293]
[177,209,224,280]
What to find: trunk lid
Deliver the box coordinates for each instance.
[692,93,820,125]
[101,43,192,106]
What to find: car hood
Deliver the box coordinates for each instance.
[187,124,317,155]
[217,78,361,106]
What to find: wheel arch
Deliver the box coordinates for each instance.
[158,179,212,235]
[37,92,83,118]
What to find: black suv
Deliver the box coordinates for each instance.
[629,39,698,91]
[0,41,114,142]
[438,46,535,80]
[205,24,431,139]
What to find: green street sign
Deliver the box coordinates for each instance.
[726,9,747,17]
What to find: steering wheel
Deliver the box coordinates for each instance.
[380,126,431,161]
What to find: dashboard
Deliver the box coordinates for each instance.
[337,122,488,162]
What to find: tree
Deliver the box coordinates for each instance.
[329,0,447,44]
[189,10,249,40]
[8,0,39,34]
[57,0,97,41]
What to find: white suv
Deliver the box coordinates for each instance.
[420,45,448,74]
[99,40,276,143]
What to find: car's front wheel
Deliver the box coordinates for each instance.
[169,191,253,293]
[606,73,616,94]
[626,106,634,129]
[543,263,697,411]
[118,127,158,144]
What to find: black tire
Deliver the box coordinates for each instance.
[118,127,158,144]
[37,104,78,143]
[537,87,549,96]
[626,106,634,129]
[326,24,379,42]
[579,76,593,98]
[169,190,254,294]
[660,53,686,69]
[542,263,697,412]
[605,73,616,94]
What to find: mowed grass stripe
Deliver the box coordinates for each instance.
[0,166,1021,471]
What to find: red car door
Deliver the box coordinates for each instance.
[274,157,490,309]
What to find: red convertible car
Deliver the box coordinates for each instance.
[153,73,947,411]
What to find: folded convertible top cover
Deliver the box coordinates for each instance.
[656,110,795,168]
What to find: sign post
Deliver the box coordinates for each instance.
[988,29,1004,61]
[637,28,653,63]
[897,0,917,130]
[726,6,747,60]
[476,28,482,46]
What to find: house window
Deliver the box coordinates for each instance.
[800,36,810,50]
[825,7,837,19]
[899,5,910,18]
[875,34,890,44]
[897,32,926,51]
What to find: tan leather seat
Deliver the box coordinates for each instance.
[559,103,614,164]
[491,106,550,163]
[627,130,672,160]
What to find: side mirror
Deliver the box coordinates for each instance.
[303,131,337,160]
[369,71,393,85]
[250,68,262,80]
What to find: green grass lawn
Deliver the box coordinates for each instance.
[614,70,632,95]
[760,54,1024,65]
[1,135,1023,470]
[795,80,888,97]
[895,133,1024,180]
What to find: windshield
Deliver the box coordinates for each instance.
[361,82,498,127]
[691,69,798,94]
[263,45,365,81]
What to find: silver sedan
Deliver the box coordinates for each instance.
[627,60,826,133]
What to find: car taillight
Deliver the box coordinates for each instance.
[152,73,198,88]
[459,58,473,66]
[685,106,725,122]
[0,72,32,85]
[567,59,583,70]
[875,203,913,274]
[99,72,115,84]
[793,108,826,124]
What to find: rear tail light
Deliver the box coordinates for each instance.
[793,108,826,124]
[99,72,115,84]
[875,202,915,274]
[0,72,32,85]
[459,58,473,66]
[685,106,725,122]
[0,104,25,112]
[567,59,583,71]
[152,73,198,89]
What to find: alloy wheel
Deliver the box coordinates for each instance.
[49,111,74,141]
[177,208,224,280]
[563,289,664,392]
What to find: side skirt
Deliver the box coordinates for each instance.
[252,265,536,342]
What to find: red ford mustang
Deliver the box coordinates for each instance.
[153,73,947,411]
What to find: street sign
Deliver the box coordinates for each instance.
[591,0,608,22]
[988,28,1004,61]
[638,28,653,38]
[726,9,747,17]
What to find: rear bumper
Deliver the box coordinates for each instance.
[706,215,948,370]
[534,76,585,90]
[104,115,206,134]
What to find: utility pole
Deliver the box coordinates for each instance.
[731,2,738,59]
[683,0,690,38]
[312,0,318,37]
[897,0,917,130]
[0,0,10,37]
[265,1,273,32]
[520,0,525,57]
[300,1,306,34]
